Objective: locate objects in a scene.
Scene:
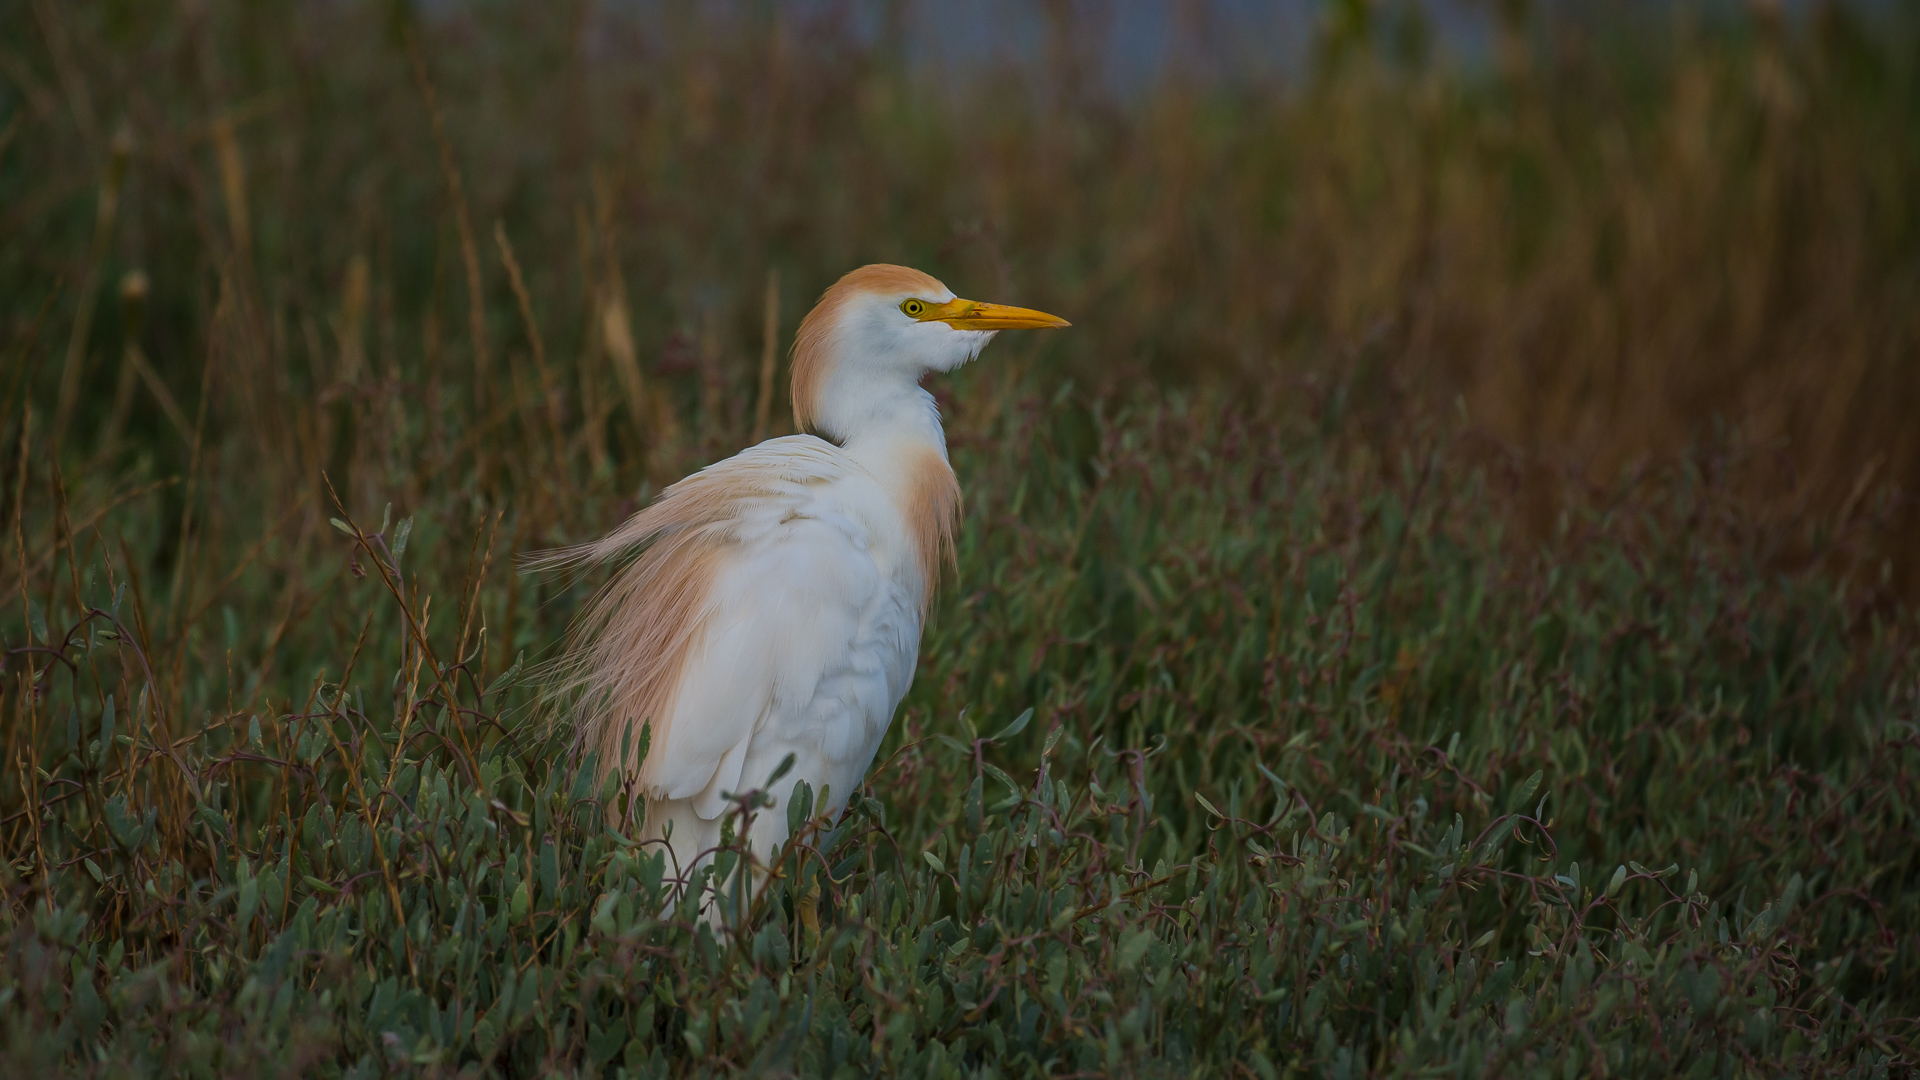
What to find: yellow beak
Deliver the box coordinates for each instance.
[920,297,1071,331]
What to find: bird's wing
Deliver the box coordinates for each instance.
[531,436,896,807]
[651,507,894,814]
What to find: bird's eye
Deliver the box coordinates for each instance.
[901,299,926,318]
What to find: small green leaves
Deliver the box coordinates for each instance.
[8,247,1912,1080]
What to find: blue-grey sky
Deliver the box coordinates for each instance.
[923,1,1853,78]
[564,1,1852,94]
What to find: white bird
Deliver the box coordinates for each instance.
[532,264,1067,919]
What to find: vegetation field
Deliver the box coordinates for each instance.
[2,2,1918,1076]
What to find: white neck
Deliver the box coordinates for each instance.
[808,372,959,601]
[814,371,949,459]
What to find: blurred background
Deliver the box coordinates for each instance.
[2,0,1917,595]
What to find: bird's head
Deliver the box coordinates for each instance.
[791,264,1069,442]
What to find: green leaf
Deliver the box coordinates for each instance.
[1194,792,1224,819]
[929,734,971,756]
[981,762,1021,798]
[1254,762,1289,794]
[328,517,356,536]
[786,779,815,837]
[1507,769,1544,813]
[1118,928,1154,970]
[588,1021,628,1067]
[990,707,1034,743]
[1606,865,1628,898]
[539,842,560,903]
[923,851,946,874]
[1477,816,1518,860]
[514,964,539,1018]
[488,652,524,697]
[587,891,618,933]
[237,877,260,926]
[1780,872,1804,914]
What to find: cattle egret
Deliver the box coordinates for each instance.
[532,264,1067,920]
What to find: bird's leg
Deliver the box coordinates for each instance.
[718,789,786,934]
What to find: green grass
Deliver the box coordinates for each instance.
[6,394,1917,1077]
[3,2,1919,1077]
